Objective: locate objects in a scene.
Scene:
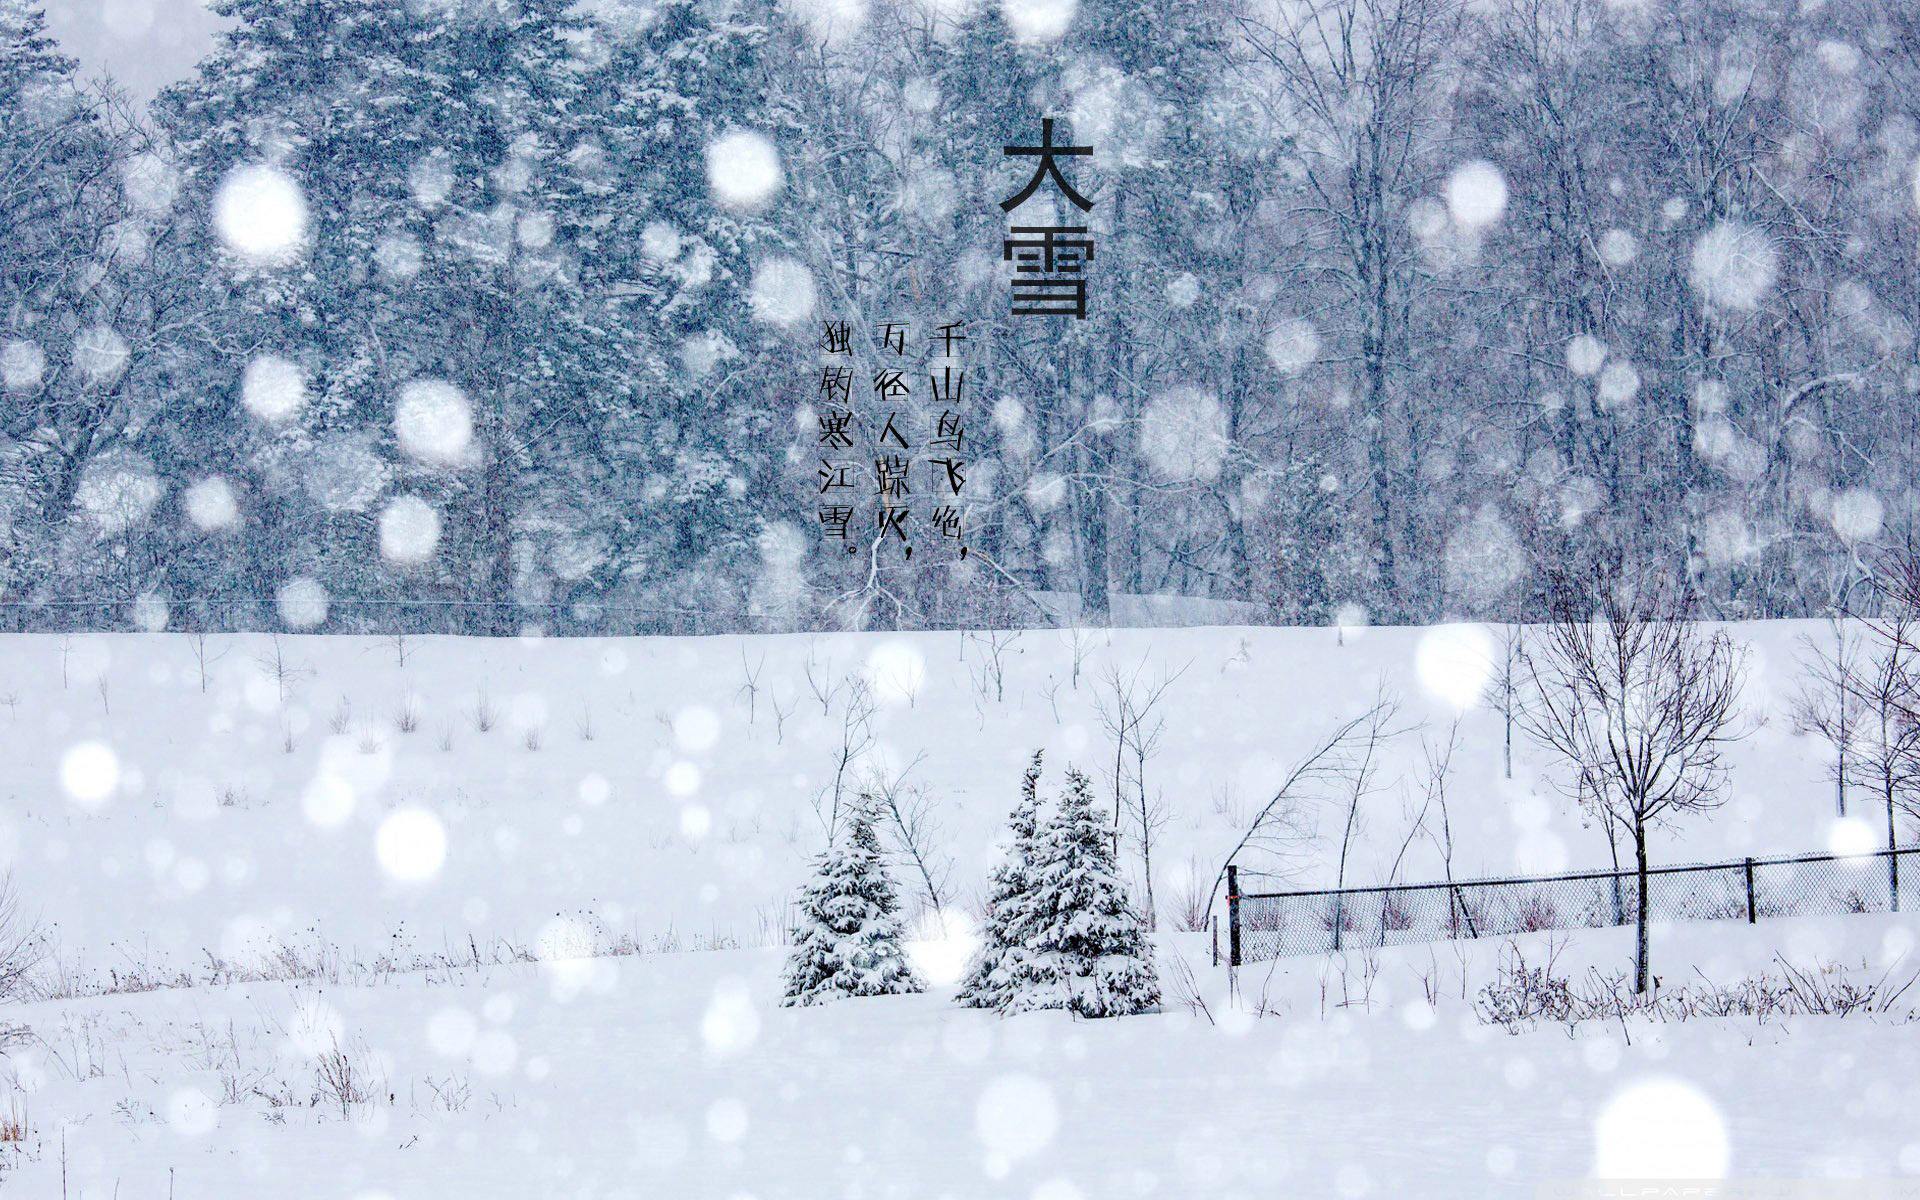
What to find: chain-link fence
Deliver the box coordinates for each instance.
[1227,846,1919,965]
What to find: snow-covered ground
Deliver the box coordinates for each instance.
[0,622,1915,1195]
[8,919,1919,1198]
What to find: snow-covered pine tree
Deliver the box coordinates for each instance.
[955,750,1046,1009]
[155,0,641,630]
[586,0,801,618]
[0,0,150,605]
[1012,767,1161,1018]
[781,796,923,1007]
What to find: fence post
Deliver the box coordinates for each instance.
[1210,915,1218,968]
[1743,857,1756,924]
[1892,848,1902,915]
[1226,865,1242,968]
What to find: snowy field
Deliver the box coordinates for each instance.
[0,622,1882,972]
[9,919,1920,1198]
[1,622,1916,1195]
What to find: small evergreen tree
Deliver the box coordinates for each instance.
[955,751,1046,1009]
[781,797,923,1007]
[1012,768,1161,1018]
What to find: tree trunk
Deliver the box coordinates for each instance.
[1603,816,1624,927]
[1888,776,1901,913]
[1069,342,1111,624]
[1633,824,1651,995]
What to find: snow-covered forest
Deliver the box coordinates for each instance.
[7,0,1920,634]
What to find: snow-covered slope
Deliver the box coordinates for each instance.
[0,621,1873,977]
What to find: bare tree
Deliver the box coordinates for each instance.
[737,648,766,726]
[1417,721,1478,938]
[1095,657,1188,927]
[1848,551,1920,904]
[964,629,1022,706]
[255,634,313,705]
[770,691,796,746]
[1327,692,1402,950]
[803,642,840,716]
[190,629,225,694]
[865,754,951,918]
[1520,563,1745,993]
[1792,618,1866,819]
[813,677,877,841]
[1204,697,1399,926]
[1486,625,1529,780]
[1850,624,1920,905]
[1234,0,1462,612]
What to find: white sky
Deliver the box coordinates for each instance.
[44,0,225,100]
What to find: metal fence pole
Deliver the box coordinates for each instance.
[1226,865,1242,968]
[1744,857,1756,924]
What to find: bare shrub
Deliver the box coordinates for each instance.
[1163,952,1215,1025]
[418,1074,471,1114]
[0,878,44,1002]
[313,1036,387,1118]
[1478,948,1920,1031]
[1378,897,1416,933]
[1165,858,1212,933]
[754,901,797,948]
[0,1092,25,1147]
[1514,893,1560,933]
[1477,942,1574,1030]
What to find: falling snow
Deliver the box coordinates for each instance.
[378,494,443,565]
[1689,220,1778,312]
[1138,386,1228,483]
[74,449,162,534]
[747,256,818,329]
[1,338,46,391]
[1443,160,1507,229]
[705,130,784,212]
[240,355,307,423]
[394,380,475,467]
[1000,0,1077,44]
[275,576,329,629]
[213,164,308,264]
[10,4,1920,1197]
[1263,318,1320,377]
